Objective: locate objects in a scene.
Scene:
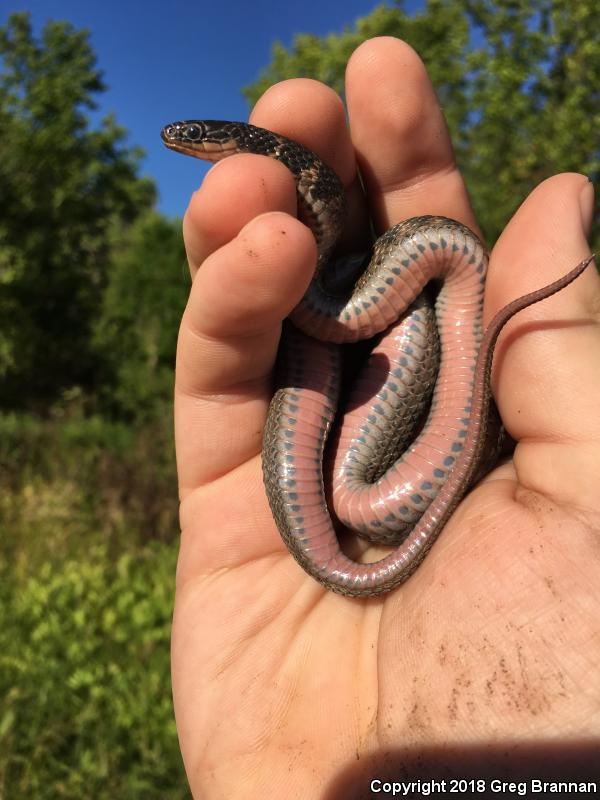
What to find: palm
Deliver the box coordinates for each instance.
[171,38,599,798]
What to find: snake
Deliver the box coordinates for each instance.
[161,119,593,597]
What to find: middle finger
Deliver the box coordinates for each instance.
[346,36,481,237]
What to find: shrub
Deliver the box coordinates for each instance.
[0,540,189,799]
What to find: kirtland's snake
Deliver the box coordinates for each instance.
[161,119,593,597]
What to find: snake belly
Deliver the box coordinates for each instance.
[161,119,593,597]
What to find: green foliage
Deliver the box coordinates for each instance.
[0,410,187,798]
[461,0,599,243]
[93,212,188,420]
[0,539,188,798]
[0,12,192,796]
[0,13,189,794]
[0,12,155,410]
[0,410,179,549]
[244,0,599,247]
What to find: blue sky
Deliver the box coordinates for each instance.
[3,0,422,217]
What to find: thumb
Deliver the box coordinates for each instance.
[487,173,599,511]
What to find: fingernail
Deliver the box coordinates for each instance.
[579,178,595,239]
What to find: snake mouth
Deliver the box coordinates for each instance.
[160,137,195,157]
[163,141,237,161]
[160,121,240,161]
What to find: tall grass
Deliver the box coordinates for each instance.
[0,411,190,798]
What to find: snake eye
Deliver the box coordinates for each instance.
[185,124,201,140]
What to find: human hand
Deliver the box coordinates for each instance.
[171,37,599,798]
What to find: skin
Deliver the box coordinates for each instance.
[171,37,600,798]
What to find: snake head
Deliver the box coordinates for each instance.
[160,120,242,161]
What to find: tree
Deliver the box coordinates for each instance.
[0,12,155,411]
[92,212,188,420]
[244,0,599,248]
